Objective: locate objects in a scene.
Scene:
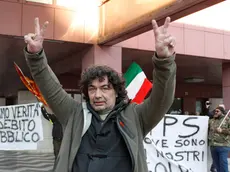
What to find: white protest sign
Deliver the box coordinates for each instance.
[0,103,43,150]
[144,115,209,172]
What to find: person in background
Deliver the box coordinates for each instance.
[41,105,63,159]
[209,105,230,172]
[206,101,225,172]
[205,101,214,118]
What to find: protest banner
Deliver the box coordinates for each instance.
[144,115,209,172]
[0,103,43,150]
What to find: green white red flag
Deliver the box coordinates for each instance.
[124,62,152,104]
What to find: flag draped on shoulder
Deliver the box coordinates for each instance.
[124,62,152,104]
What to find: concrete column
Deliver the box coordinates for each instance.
[17,90,38,104]
[221,63,230,158]
[222,63,230,110]
[209,98,223,111]
[82,45,122,73]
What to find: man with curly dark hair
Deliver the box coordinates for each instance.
[23,16,176,172]
[80,65,128,107]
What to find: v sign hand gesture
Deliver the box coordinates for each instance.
[152,17,175,58]
[24,18,49,54]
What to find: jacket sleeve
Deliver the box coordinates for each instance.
[219,129,230,135]
[134,53,176,136]
[24,48,78,126]
[221,118,230,135]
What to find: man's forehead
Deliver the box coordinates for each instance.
[90,76,110,86]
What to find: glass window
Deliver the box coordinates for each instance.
[196,100,202,115]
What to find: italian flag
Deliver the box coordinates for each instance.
[124,62,152,104]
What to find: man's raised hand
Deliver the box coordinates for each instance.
[24,17,49,53]
[152,17,175,58]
